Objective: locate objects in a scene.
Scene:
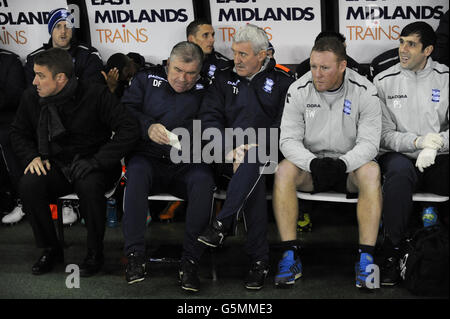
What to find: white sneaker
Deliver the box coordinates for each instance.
[62,202,78,225]
[2,205,25,224]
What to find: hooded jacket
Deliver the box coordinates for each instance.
[280,68,381,173]
[373,58,449,159]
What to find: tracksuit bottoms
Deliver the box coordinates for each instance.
[379,152,449,246]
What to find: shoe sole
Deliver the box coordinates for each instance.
[127,277,145,285]
[275,272,302,287]
[380,281,398,287]
[245,285,263,290]
[181,285,199,292]
[197,238,219,248]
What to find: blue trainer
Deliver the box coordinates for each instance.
[422,207,438,227]
[275,250,302,287]
[355,253,378,289]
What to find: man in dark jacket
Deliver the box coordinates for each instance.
[186,19,234,82]
[24,8,104,87]
[121,41,215,292]
[0,49,26,220]
[197,24,295,290]
[10,48,139,277]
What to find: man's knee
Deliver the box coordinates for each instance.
[19,173,45,198]
[274,160,300,185]
[354,161,381,186]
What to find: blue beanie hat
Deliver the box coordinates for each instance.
[48,8,74,35]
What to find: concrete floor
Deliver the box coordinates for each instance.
[0,201,446,305]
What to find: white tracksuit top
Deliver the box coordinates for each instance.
[373,58,449,159]
[280,68,381,173]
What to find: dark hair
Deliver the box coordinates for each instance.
[315,31,346,44]
[186,19,211,38]
[34,47,74,78]
[401,21,437,51]
[106,53,131,73]
[170,41,204,69]
[311,37,347,62]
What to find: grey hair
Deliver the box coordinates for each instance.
[233,24,269,54]
[169,41,204,69]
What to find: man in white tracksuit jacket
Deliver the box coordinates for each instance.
[373,21,449,286]
[272,37,382,289]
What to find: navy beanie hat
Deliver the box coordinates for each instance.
[48,8,74,35]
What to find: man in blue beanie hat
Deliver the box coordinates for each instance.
[24,8,104,88]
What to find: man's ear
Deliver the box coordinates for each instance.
[257,49,267,62]
[423,44,434,57]
[339,59,347,73]
[55,73,67,84]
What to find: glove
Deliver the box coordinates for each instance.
[415,148,437,173]
[415,133,443,150]
[70,157,100,180]
[310,157,347,192]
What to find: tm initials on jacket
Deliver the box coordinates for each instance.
[199,58,294,158]
[373,58,449,159]
[280,68,382,173]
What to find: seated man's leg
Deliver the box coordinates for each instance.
[74,165,121,252]
[378,152,418,286]
[379,152,417,247]
[350,158,386,288]
[170,163,216,292]
[421,154,449,196]
[272,159,311,287]
[417,154,449,227]
[121,155,160,283]
[347,161,382,248]
[241,173,271,290]
[18,166,72,274]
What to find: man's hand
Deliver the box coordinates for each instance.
[415,133,443,150]
[309,157,347,192]
[225,144,258,173]
[24,156,51,176]
[415,148,437,173]
[148,123,170,145]
[101,67,119,93]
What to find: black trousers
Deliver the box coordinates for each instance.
[215,147,270,263]
[19,162,121,252]
[379,152,449,245]
[122,155,216,263]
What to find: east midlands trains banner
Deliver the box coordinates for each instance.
[209,0,322,65]
[0,0,72,61]
[85,0,195,64]
[339,0,449,63]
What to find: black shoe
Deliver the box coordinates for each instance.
[80,250,104,277]
[179,259,200,292]
[125,252,146,284]
[197,219,226,248]
[32,247,64,275]
[244,260,269,290]
[380,255,400,286]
